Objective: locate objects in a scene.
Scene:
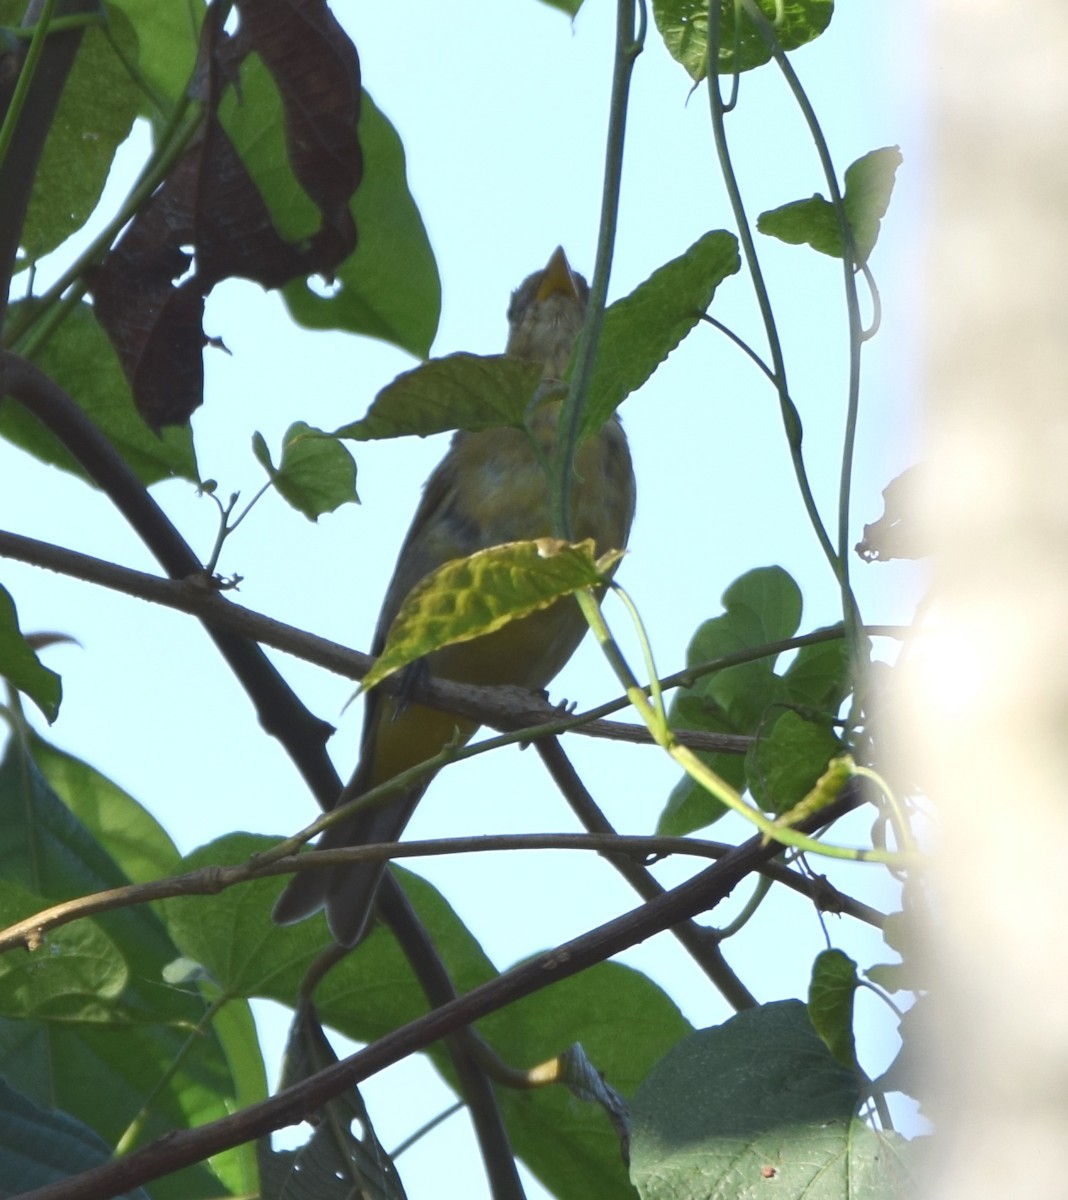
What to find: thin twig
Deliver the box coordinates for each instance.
[0,829,885,954]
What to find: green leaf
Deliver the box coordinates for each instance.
[0,887,130,1021]
[282,91,441,358]
[0,740,245,1200]
[809,949,859,1068]
[631,1000,915,1199]
[745,708,843,815]
[252,421,359,520]
[658,566,802,834]
[337,354,545,441]
[536,0,584,14]
[486,963,691,1200]
[782,630,851,710]
[653,0,834,82]
[161,834,330,1002]
[107,0,201,113]
[580,230,740,437]
[758,146,903,263]
[321,870,687,1200]
[6,2,140,258]
[842,147,904,261]
[219,51,323,246]
[259,1013,401,1200]
[0,1076,150,1199]
[0,301,198,485]
[166,834,688,1199]
[0,586,61,721]
[28,732,180,883]
[363,538,621,692]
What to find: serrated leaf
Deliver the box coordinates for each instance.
[653,0,834,82]
[252,421,358,520]
[631,1000,915,1199]
[337,354,545,441]
[758,146,902,263]
[745,709,843,815]
[809,949,859,1068]
[580,230,740,437]
[282,91,440,358]
[1,300,198,485]
[0,585,61,721]
[363,538,620,692]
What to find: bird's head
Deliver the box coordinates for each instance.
[505,246,589,379]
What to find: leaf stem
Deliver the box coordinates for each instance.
[551,0,643,539]
[0,0,61,176]
[704,2,841,594]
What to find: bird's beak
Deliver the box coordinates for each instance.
[536,246,580,304]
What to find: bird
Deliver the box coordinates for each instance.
[273,246,636,946]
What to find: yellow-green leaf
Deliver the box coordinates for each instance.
[363,539,621,692]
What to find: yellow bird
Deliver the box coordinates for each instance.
[273,247,636,946]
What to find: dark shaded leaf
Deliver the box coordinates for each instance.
[89,3,362,427]
[0,1076,150,1200]
[0,740,251,1199]
[282,91,440,358]
[258,1008,407,1200]
[856,463,929,562]
[0,300,198,484]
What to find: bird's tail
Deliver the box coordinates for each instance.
[271,784,424,947]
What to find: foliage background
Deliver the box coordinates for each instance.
[0,2,925,1196]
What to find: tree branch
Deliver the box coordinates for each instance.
[0,525,752,754]
[17,781,867,1200]
[536,736,758,1009]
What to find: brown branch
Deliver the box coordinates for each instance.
[18,781,868,1200]
[377,879,526,1200]
[0,353,521,1187]
[536,737,758,1010]
[0,830,885,954]
[0,525,750,754]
